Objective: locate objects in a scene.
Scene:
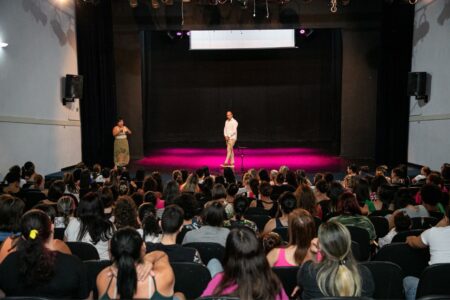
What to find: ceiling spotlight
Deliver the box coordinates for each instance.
[299,29,306,35]
[0,42,8,48]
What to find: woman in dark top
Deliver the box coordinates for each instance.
[0,194,24,242]
[250,181,279,218]
[96,227,175,300]
[263,192,297,234]
[0,210,90,299]
[297,221,374,299]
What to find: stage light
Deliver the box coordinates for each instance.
[0,42,8,48]
[299,29,306,35]
[176,31,183,37]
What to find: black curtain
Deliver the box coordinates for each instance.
[76,0,117,167]
[142,30,342,153]
[375,2,414,166]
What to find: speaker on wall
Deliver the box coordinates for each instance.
[63,74,83,105]
[407,72,428,101]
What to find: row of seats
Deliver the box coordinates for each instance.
[66,241,450,299]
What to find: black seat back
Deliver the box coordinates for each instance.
[84,260,112,299]
[244,214,271,232]
[373,243,429,277]
[54,227,65,240]
[22,190,46,211]
[391,229,424,243]
[369,210,393,217]
[411,217,439,230]
[66,241,100,261]
[272,227,289,242]
[369,216,389,239]
[346,226,371,261]
[171,262,211,300]
[183,242,225,264]
[351,241,361,262]
[272,266,299,297]
[361,261,404,299]
[416,263,450,298]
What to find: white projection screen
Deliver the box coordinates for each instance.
[189,30,296,50]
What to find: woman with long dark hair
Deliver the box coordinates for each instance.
[263,192,297,234]
[297,221,374,299]
[267,208,316,267]
[224,194,258,233]
[96,227,175,299]
[201,227,288,300]
[0,210,89,299]
[65,192,115,260]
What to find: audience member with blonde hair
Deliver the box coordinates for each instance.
[297,221,374,299]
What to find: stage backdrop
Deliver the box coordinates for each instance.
[142,30,342,154]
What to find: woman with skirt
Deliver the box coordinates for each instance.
[113,118,132,167]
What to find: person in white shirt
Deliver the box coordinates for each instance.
[222,111,238,167]
[403,206,450,300]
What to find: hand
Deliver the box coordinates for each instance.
[405,236,415,247]
[136,261,155,280]
[309,237,320,254]
[291,286,300,298]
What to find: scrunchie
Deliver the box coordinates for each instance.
[29,229,39,240]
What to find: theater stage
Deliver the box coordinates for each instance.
[135,147,345,174]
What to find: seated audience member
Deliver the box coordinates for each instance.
[286,171,299,188]
[315,180,331,220]
[329,192,376,241]
[354,178,371,214]
[163,180,181,205]
[224,194,258,233]
[328,181,345,218]
[297,221,374,299]
[391,167,406,185]
[97,227,176,300]
[237,173,253,197]
[342,164,359,189]
[45,180,66,204]
[248,178,260,200]
[65,192,115,260]
[262,232,283,254]
[263,192,297,234]
[420,183,446,215]
[269,169,279,186]
[0,195,24,243]
[258,169,271,183]
[114,196,139,230]
[223,167,236,186]
[378,211,411,248]
[137,203,161,243]
[404,205,450,300]
[151,171,164,194]
[181,173,200,194]
[296,185,320,218]
[0,206,71,263]
[2,172,22,196]
[389,188,429,227]
[101,186,115,220]
[64,172,80,202]
[182,201,230,247]
[146,205,202,264]
[412,166,431,184]
[0,210,90,299]
[250,181,279,217]
[30,173,45,191]
[224,183,239,216]
[201,227,289,300]
[267,209,316,267]
[55,195,75,229]
[174,193,202,242]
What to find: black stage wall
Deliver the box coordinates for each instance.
[142,30,342,154]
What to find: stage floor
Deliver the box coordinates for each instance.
[136,147,345,174]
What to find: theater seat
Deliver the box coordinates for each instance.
[360,261,404,299]
[84,260,112,299]
[272,266,299,298]
[171,262,211,300]
[66,241,100,261]
[368,216,389,239]
[416,263,450,298]
[183,242,225,264]
[346,226,371,261]
[244,214,271,232]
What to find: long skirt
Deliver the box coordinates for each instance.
[114,138,130,167]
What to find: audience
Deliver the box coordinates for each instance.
[329,192,376,241]
[297,221,374,299]
[65,192,115,260]
[263,192,297,234]
[0,159,448,299]
[201,227,289,300]
[0,210,90,299]
[267,209,316,267]
[96,227,176,299]
[182,201,229,247]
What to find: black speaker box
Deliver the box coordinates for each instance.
[407,72,427,97]
[64,74,83,99]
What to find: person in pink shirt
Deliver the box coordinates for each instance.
[201,227,289,300]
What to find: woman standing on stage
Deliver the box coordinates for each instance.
[113,118,132,167]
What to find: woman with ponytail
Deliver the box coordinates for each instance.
[224,194,258,233]
[97,227,176,299]
[297,221,374,299]
[0,210,90,299]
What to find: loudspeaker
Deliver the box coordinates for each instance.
[64,74,83,101]
[407,72,427,97]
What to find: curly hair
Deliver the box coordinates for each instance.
[114,196,139,230]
